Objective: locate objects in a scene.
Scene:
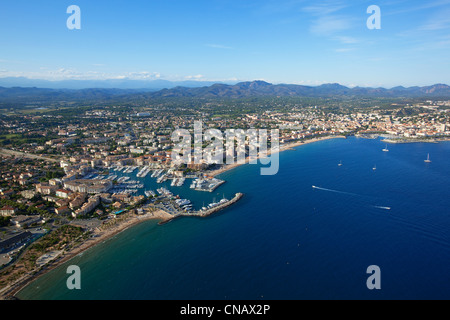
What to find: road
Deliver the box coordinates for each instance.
[0,148,61,163]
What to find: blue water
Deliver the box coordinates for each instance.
[17,137,450,300]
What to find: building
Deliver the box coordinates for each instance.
[73,196,100,218]
[56,189,71,199]
[0,231,33,253]
[56,206,71,215]
[112,202,124,210]
[11,215,44,228]
[49,178,62,186]
[69,193,87,210]
[64,179,112,194]
[0,206,17,217]
[130,148,144,154]
[35,184,58,195]
[55,199,69,207]
[0,190,14,197]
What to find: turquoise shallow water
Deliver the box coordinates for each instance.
[17,137,450,299]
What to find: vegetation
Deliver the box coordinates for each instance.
[0,216,11,227]
[29,225,85,253]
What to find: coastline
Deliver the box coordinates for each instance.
[209,135,347,177]
[382,137,450,144]
[1,210,172,300]
[3,135,345,300]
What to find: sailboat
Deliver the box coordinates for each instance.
[373,164,377,171]
[424,153,431,163]
[382,145,389,152]
[338,160,343,166]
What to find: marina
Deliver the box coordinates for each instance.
[137,166,151,178]
[170,177,186,187]
[144,190,156,198]
[190,177,225,192]
[159,193,244,224]
[80,164,231,214]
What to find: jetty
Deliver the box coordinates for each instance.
[158,193,244,225]
[194,193,244,217]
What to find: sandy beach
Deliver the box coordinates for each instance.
[209,135,347,177]
[2,135,345,299]
[0,210,172,299]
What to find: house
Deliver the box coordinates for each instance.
[56,206,71,215]
[56,189,71,199]
[35,184,58,195]
[69,193,87,209]
[18,179,30,186]
[55,199,69,207]
[112,202,124,209]
[0,190,14,198]
[0,206,17,217]
[49,178,62,186]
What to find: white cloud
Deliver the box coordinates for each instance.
[302,1,354,36]
[419,10,450,31]
[386,0,450,16]
[310,15,353,35]
[302,2,347,16]
[334,35,358,44]
[124,71,162,80]
[184,74,205,80]
[0,68,163,81]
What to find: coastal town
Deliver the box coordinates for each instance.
[0,97,449,298]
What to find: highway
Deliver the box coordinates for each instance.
[0,148,61,163]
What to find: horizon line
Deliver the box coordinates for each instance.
[0,77,448,90]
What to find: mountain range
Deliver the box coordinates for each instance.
[149,81,450,98]
[0,77,231,90]
[0,80,450,104]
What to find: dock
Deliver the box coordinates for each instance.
[193,193,244,217]
[158,193,244,225]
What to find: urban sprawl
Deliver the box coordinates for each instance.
[0,98,449,295]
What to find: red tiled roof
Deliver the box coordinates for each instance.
[1,206,16,211]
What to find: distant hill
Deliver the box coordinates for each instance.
[0,77,233,90]
[147,81,450,98]
[0,81,449,105]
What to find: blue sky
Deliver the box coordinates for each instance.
[0,0,449,87]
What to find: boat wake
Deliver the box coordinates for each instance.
[312,185,359,196]
[312,186,392,211]
[373,206,391,210]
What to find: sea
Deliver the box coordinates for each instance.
[16,137,450,300]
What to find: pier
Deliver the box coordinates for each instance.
[158,193,244,225]
[193,193,244,217]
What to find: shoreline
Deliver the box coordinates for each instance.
[209,135,347,177]
[382,138,450,144]
[3,135,345,300]
[1,210,172,300]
